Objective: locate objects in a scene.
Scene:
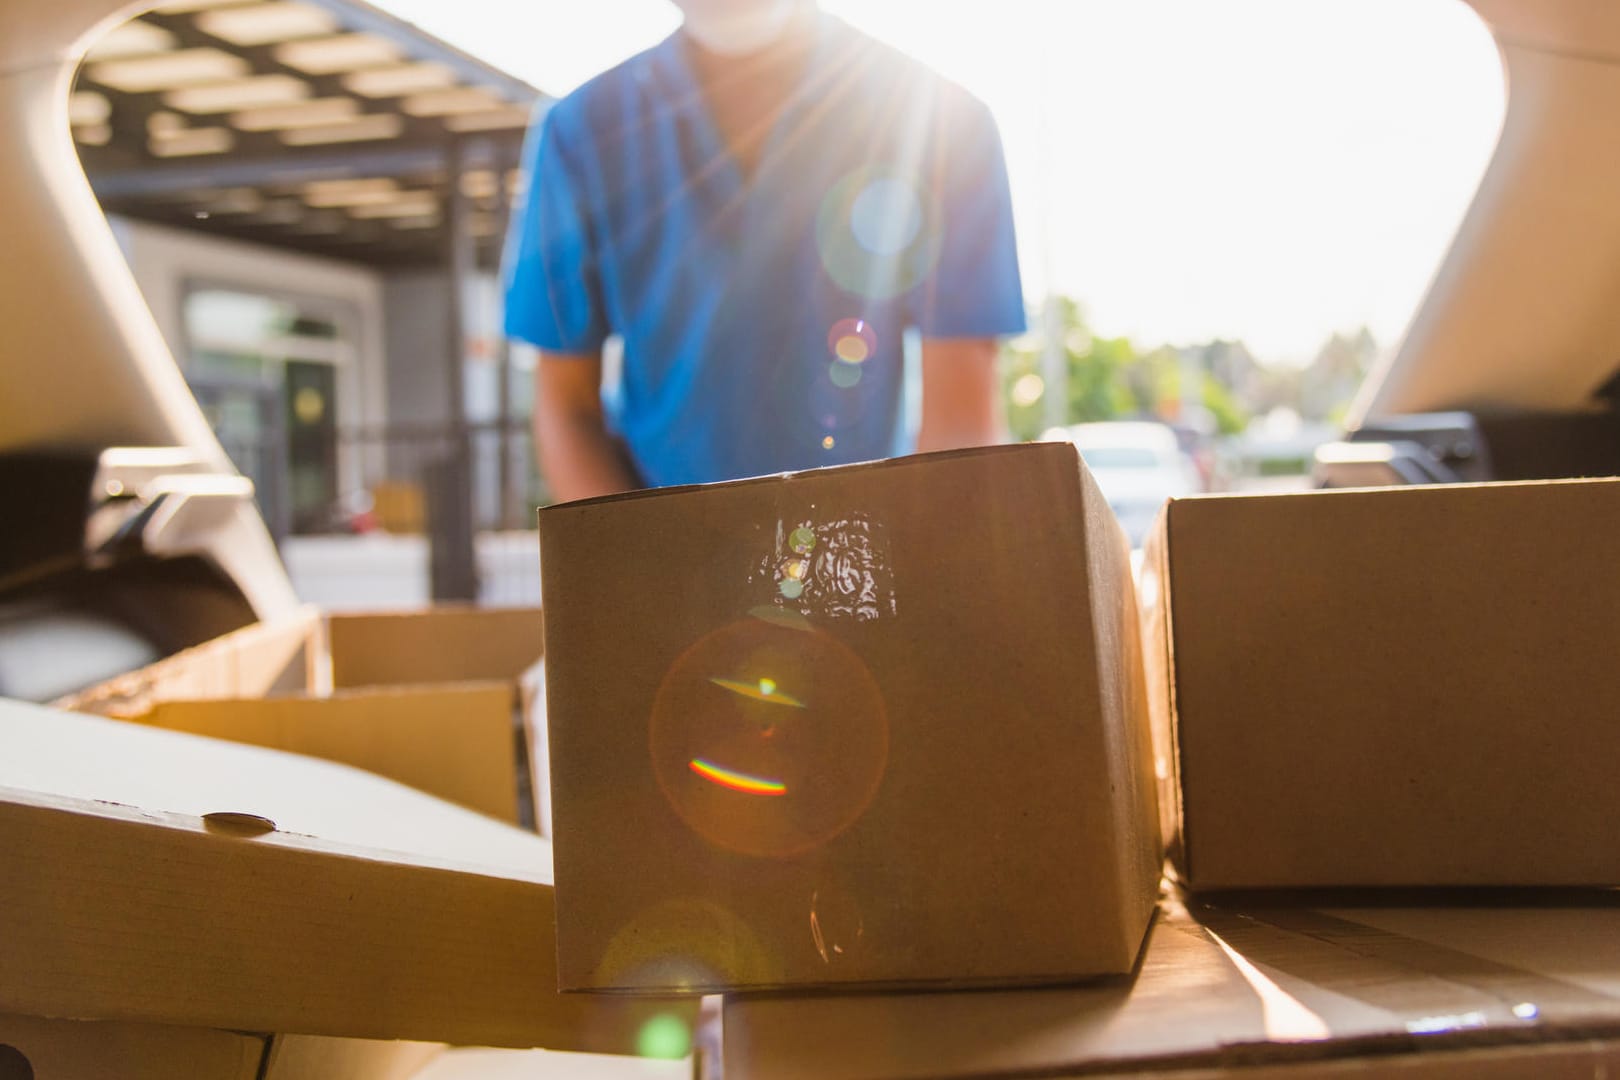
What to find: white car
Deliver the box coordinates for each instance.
[1042,422,1201,547]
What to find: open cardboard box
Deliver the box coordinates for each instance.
[0,697,695,1054]
[55,604,549,831]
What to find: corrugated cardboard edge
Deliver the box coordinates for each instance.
[260,1034,444,1080]
[1075,447,1164,971]
[1142,500,1189,883]
[50,605,323,716]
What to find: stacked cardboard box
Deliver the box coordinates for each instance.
[538,443,1162,994]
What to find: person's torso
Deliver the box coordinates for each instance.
[556,16,962,486]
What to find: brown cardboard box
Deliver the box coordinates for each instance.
[0,1019,444,1080]
[1141,479,1620,890]
[55,605,544,828]
[323,606,550,833]
[0,1013,263,1080]
[721,895,1620,1078]
[0,698,696,1052]
[539,443,1161,994]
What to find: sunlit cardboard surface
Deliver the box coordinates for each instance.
[722,894,1620,1078]
[0,698,694,1051]
[540,443,1160,994]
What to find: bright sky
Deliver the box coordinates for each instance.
[379,0,1505,366]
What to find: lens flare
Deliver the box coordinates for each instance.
[816,166,941,300]
[651,619,888,856]
[851,175,923,255]
[689,757,788,796]
[827,317,877,365]
[828,360,862,389]
[596,897,777,990]
[636,1014,692,1060]
[708,675,806,708]
[822,436,836,450]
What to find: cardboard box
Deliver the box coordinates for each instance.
[324,606,550,833]
[722,896,1620,1078]
[55,605,544,829]
[539,443,1161,994]
[0,698,696,1052]
[0,1014,445,1080]
[0,1012,262,1080]
[1142,479,1620,890]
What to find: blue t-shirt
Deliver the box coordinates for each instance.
[502,14,1026,488]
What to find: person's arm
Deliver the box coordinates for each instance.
[912,93,1025,449]
[534,351,639,503]
[916,337,1006,451]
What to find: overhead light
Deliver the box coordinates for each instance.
[302,176,397,201]
[164,74,311,113]
[402,86,503,117]
[69,91,111,126]
[343,62,456,98]
[232,97,359,131]
[150,127,236,157]
[445,106,533,133]
[88,48,250,93]
[459,170,496,199]
[84,20,178,61]
[304,182,410,210]
[278,113,403,145]
[348,192,440,219]
[196,2,339,46]
[74,124,113,147]
[275,33,401,75]
[147,111,186,136]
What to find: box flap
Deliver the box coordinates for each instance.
[0,699,695,1051]
[328,607,544,689]
[128,685,521,824]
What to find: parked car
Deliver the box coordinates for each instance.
[1042,421,1202,546]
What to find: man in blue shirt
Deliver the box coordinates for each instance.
[503,0,1025,500]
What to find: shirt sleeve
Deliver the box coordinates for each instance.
[914,95,1028,339]
[501,103,610,354]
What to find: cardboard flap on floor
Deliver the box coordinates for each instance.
[540,443,1161,994]
[0,698,695,1052]
[1143,479,1620,889]
[722,895,1620,1078]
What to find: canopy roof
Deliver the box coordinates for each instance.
[72,0,547,267]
